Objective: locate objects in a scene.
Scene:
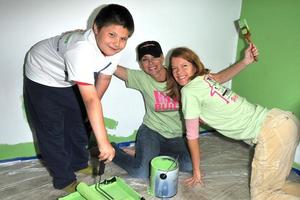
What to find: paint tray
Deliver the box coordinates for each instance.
[58,176,144,200]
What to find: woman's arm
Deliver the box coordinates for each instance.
[211,43,258,83]
[95,74,112,99]
[184,118,204,186]
[114,65,128,81]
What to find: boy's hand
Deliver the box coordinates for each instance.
[98,141,115,163]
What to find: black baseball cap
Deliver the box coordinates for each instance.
[137,41,163,61]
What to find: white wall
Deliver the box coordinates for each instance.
[0,0,242,144]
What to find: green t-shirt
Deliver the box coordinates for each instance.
[181,75,268,141]
[127,69,184,138]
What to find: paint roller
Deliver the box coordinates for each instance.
[238,18,258,61]
[76,182,103,200]
[77,147,108,199]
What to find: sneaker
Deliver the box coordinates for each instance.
[62,180,78,193]
[77,166,93,175]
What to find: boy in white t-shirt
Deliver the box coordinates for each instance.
[24,4,134,192]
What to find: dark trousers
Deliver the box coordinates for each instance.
[24,77,88,189]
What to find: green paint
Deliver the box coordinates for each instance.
[151,156,177,171]
[293,162,300,171]
[235,0,300,167]
[234,0,300,119]
[59,177,143,200]
[104,117,118,129]
[238,19,249,34]
[149,156,179,196]
[1,117,136,161]
[0,132,137,161]
[89,129,137,149]
[0,142,37,160]
[108,130,137,143]
[75,182,103,199]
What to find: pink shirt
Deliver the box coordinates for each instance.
[185,118,200,140]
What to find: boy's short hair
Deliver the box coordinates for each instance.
[94,4,134,37]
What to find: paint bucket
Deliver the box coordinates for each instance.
[149,156,179,198]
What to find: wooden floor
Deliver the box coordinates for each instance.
[1,133,299,200]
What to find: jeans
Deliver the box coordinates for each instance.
[112,124,192,178]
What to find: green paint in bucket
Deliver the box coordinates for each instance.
[149,156,179,198]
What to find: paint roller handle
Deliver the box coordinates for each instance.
[98,159,105,176]
[88,147,105,176]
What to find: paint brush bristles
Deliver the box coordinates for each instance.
[238,19,252,43]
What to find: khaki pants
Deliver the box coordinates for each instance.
[251,108,300,200]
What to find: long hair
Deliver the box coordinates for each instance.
[166,47,209,100]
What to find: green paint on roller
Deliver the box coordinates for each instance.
[58,177,143,200]
[76,182,103,200]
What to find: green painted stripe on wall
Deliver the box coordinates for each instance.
[293,162,300,171]
[104,118,118,130]
[0,133,138,161]
[0,142,37,160]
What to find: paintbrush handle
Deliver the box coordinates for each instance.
[244,34,258,62]
[243,32,252,43]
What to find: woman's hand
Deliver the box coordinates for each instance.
[184,169,205,187]
[243,43,259,65]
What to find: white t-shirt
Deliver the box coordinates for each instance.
[25,29,122,87]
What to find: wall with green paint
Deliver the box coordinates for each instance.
[1,0,243,161]
[0,118,137,161]
[234,0,300,118]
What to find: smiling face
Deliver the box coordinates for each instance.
[171,56,197,86]
[93,24,129,56]
[140,54,165,81]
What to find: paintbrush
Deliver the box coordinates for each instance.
[238,18,258,61]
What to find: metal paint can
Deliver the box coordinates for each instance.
[149,156,179,198]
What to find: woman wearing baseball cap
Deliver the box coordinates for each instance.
[112,40,258,179]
